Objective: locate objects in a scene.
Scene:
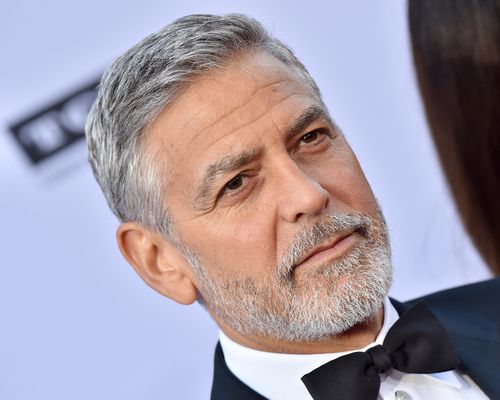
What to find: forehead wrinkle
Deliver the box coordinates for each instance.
[183,78,292,150]
[188,86,311,160]
[214,91,303,142]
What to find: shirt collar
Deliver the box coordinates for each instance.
[219,297,462,399]
[219,298,395,399]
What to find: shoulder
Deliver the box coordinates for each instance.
[407,277,500,316]
[390,278,500,325]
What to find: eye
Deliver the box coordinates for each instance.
[301,130,320,144]
[216,170,259,205]
[225,175,243,191]
[217,174,245,200]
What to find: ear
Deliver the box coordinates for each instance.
[116,222,198,305]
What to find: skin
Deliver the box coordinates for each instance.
[117,50,385,354]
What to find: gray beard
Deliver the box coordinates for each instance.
[178,212,392,342]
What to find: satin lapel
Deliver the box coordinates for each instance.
[391,297,500,399]
[211,342,268,400]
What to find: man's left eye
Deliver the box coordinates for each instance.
[301,130,320,144]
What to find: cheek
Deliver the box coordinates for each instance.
[334,168,377,214]
[180,211,277,275]
[311,150,376,213]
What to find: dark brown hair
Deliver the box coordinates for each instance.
[409,0,500,274]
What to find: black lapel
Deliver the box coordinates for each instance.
[391,278,500,399]
[211,342,268,400]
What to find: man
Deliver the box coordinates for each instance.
[86,14,500,399]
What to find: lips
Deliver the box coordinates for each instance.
[295,229,357,267]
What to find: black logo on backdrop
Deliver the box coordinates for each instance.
[10,79,99,164]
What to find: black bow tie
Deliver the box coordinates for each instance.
[301,302,459,400]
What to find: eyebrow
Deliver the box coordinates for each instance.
[286,105,332,139]
[193,104,332,209]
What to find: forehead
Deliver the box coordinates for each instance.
[146,51,322,203]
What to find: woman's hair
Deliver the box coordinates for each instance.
[409,0,500,274]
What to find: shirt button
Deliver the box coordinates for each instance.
[395,390,412,400]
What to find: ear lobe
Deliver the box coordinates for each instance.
[116,222,198,305]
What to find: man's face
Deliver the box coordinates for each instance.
[147,51,391,345]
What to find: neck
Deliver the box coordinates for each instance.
[216,305,385,354]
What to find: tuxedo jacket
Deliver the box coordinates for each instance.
[210,278,500,399]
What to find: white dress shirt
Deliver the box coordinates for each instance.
[219,297,489,400]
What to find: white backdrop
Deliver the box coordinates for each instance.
[0,1,491,399]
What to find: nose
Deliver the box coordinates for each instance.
[275,159,330,223]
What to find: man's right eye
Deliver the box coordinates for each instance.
[216,171,260,206]
[225,175,243,191]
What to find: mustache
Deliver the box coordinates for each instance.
[276,212,372,281]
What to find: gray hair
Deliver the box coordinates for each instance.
[85,13,322,238]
